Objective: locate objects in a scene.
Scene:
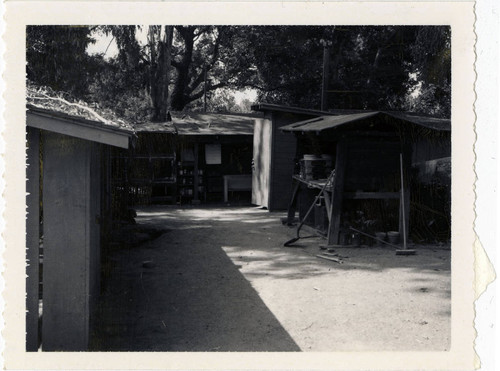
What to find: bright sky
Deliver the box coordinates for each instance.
[86,33,118,59]
[86,29,258,105]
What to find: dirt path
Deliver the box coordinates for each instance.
[93,206,450,352]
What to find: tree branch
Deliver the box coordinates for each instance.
[185,82,227,104]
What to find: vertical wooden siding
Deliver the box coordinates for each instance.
[41,132,101,351]
[26,127,40,351]
[269,112,311,211]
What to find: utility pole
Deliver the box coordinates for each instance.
[320,39,332,111]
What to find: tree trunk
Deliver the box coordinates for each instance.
[149,26,174,122]
[171,27,195,111]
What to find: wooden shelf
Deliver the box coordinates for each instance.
[344,191,399,199]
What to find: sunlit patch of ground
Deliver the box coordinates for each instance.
[94,205,450,352]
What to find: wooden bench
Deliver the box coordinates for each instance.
[223,174,252,203]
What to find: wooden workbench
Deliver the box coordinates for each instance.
[286,138,409,247]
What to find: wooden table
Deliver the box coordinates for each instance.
[223,174,252,203]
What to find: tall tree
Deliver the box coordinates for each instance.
[148,26,174,121]
[406,26,451,117]
[26,25,98,97]
[27,25,451,120]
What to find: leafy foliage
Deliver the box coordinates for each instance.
[26,26,99,97]
[26,25,451,121]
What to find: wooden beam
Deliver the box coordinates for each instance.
[286,179,301,224]
[344,191,400,199]
[399,150,411,243]
[327,141,346,245]
[193,143,200,204]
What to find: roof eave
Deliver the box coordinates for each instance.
[251,103,332,117]
[27,108,134,149]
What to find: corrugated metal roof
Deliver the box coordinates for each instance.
[251,103,331,116]
[384,112,451,131]
[135,112,257,136]
[281,111,451,133]
[280,112,379,132]
[134,121,176,133]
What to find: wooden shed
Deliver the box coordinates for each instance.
[250,104,331,211]
[26,90,135,351]
[280,111,451,245]
[119,112,258,205]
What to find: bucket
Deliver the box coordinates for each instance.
[387,231,400,245]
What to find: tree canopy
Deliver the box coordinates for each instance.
[26,25,451,122]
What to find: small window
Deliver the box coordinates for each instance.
[205,144,221,165]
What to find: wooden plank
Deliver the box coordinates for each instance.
[270,115,297,211]
[399,150,411,243]
[42,132,92,351]
[323,190,332,221]
[88,142,101,327]
[27,112,130,149]
[286,179,301,224]
[193,144,200,204]
[344,192,400,199]
[26,127,40,351]
[316,254,343,264]
[327,140,347,245]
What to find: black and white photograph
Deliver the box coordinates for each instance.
[25,23,453,352]
[2,1,480,370]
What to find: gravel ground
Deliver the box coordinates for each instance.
[92,205,450,352]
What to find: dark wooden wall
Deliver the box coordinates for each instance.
[343,139,402,192]
[269,112,320,211]
[412,135,451,164]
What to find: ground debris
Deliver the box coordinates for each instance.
[301,322,315,331]
[316,254,343,263]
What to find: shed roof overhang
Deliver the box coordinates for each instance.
[280,111,451,133]
[27,107,135,149]
[135,112,257,136]
[251,103,332,117]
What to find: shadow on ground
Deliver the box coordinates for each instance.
[92,207,300,351]
[92,205,450,352]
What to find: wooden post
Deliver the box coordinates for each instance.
[26,127,40,351]
[327,140,346,245]
[286,179,301,224]
[398,150,411,244]
[321,45,330,111]
[192,143,200,204]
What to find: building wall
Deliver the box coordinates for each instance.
[41,131,101,351]
[252,116,272,208]
[26,127,40,351]
[412,135,451,164]
[269,112,319,211]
